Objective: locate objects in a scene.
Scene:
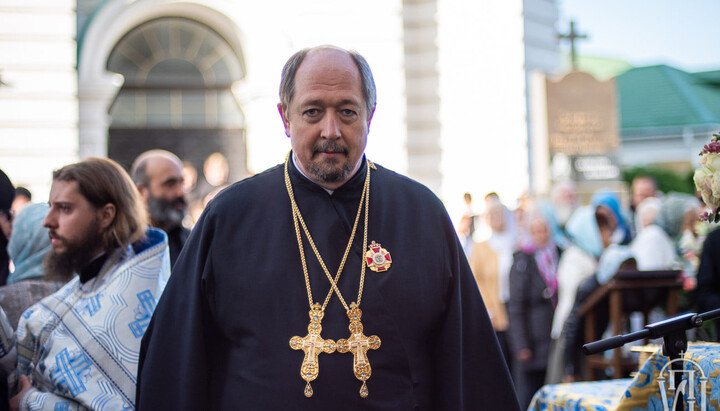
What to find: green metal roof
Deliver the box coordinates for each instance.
[616,65,720,131]
[560,53,634,81]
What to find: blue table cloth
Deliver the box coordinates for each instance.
[529,342,720,411]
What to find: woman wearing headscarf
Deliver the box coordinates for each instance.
[591,189,633,245]
[469,200,519,377]
[1,203,65,328]
[507,206,561,408]
[7,203,51,284]
[634,196,662,235]
[537,199,572,250]
[630,193,699,270]
[545,202,612,383]
[551,206,607,340]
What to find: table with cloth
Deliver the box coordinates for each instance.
[529,342,720,411]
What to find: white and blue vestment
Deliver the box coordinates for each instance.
[0,228,170,410]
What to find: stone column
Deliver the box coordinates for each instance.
[403,0,442,194]
[78,72,122,159]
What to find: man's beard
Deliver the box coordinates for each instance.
[148,194,187,231]
[307,141,354,184]
[44,219,104,282]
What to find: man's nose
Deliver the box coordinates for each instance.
[171,182,184,199]
[320,111,341,139]
[43,210,56,228]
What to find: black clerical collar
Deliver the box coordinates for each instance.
[289,151,368,196]
[80,252,109,284]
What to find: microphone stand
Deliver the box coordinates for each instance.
[582,308,720,411]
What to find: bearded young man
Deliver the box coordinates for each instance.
[131,150,190,268]
[137,45,520,410]
[0,158,171,411]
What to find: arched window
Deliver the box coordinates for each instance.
[108,17,244,129]
[106,17,247,186]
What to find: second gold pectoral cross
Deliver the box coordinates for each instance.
[337,303,381,398]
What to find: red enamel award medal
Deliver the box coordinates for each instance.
[365,241,391,272]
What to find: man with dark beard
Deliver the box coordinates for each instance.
[131,150,190,267]
[0,158,171,411]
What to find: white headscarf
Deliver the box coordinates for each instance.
[486,201,517,302]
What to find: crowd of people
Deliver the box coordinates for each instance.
[459,175,720,408]
[0,44,719,410]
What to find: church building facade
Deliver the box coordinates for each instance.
[1,0,560,220]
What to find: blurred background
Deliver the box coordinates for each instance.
[1,0,718,225]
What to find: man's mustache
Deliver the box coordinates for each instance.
[48,231,64,243]
[170,197,187,208]
[313,141,348,156]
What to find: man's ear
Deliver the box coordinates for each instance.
[97,203,116,230]
[278,103,290,137]
[367,107,375,130]
[136,184,149,202]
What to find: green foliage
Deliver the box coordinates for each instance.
[622,166,696,195]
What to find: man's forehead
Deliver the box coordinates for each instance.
[302,47,355,69]
[50,180,82,201]
[147,157,183,177]
[294,50,362,93]
[633,178,655,189]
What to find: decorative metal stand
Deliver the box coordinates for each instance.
[583,308,720,411]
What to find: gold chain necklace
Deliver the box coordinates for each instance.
[285,152,381,398]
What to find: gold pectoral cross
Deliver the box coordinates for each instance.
[290,304,336,397]
[337,303,381,398]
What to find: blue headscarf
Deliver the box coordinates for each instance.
[591,189,632,245]
[565,205,604,258]
[537,199,571,250]
[6,203,51,283]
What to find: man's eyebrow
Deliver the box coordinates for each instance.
[299,98,361,107]
[338,99,361,107]
[162,176,183,185]
[300,99,322,107]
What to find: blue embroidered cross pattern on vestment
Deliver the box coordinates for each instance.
[53,348,92,397]
[76,294,102,317]
[129,290,155,338]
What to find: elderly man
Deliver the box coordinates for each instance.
[0,158,170,410]
[137,45,519,410]
[131,150,190,267]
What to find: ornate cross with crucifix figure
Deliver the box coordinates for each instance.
[337,303,381,398]
[290,304,336,397]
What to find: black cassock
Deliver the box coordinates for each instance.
[137,156,520,410]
